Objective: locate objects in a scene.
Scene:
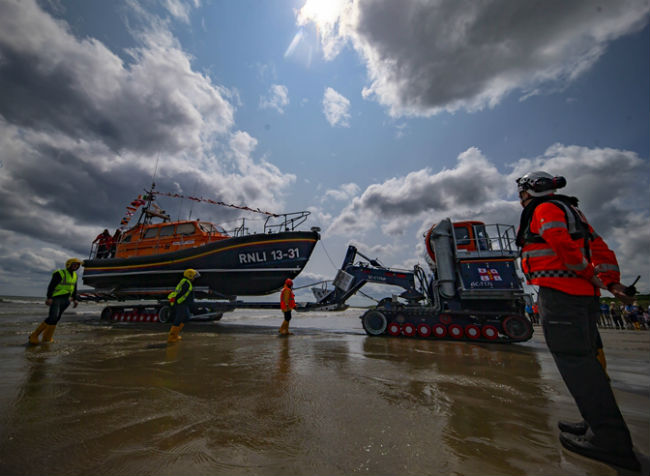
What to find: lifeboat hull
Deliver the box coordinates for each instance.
[82,230,319,296]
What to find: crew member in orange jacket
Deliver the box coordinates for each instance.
[278,279,296,336]
[516,171,638,471]
[93,229,112,259]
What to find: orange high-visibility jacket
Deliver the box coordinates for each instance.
[520,200,620,296]
[280,285,296,311]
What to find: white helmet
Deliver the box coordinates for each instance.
[516,171,566,197]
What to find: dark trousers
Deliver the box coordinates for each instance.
[612,314,624,329]
[45,295,70,325]
[172,303,191,326]
[539,287,633,450]
[283,310,292,322]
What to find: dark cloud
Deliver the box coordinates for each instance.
[327,147,504,234]
[301,0,649,116]
[0,0,234,155]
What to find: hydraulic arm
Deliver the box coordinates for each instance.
[305,245,426,310]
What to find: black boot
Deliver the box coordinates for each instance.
[557,420,588,435]
[559,432,640,471]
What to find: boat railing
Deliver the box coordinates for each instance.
[230,219,250,237]
[263,211,311,234]
[453,223,519,259]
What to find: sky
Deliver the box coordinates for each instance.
[0,0,648,302]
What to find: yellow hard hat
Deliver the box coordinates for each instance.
[66,258,83,268]
[183,269,200,280]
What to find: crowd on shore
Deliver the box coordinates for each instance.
[526,301,649,330]
[597,301,649,330]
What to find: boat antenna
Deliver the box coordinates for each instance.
[151,154,160,185]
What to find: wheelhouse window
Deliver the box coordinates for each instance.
[176,223,196,236]
[159,225,175,237]
[199,222,215,233]
[473,224,490,250]
[143,227,159,239]
[454,226,471,246]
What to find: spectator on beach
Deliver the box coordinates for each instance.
[609,302,624,330]
[28,258,82,345]
[278,279,296,336]
[93,229,112,259]
[515,171,639,470]
[166,269,200,344]
[109,229,122,258]
[525,303,534,324]
[623,303,637,330]
[532,302,539,324]
[627,302,641,330]
[598,301,611,328]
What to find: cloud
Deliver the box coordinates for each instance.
[298,0,650,117]
[162,0,200,24]
[326,145,649,284]
[259,84,290,114]
[322,87,351,127]
[0,0,235,156]
[322,182,360,202]
[327,146,507,236]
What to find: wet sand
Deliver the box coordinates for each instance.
[0,302,648,475]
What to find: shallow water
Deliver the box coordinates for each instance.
[0,298,648,475]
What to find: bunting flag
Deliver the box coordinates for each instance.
[152,191,280,217]
[119,195,145,230]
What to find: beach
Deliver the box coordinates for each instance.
[0,298,648,475]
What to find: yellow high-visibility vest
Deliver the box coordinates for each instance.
[51,269,77,297]
[167,278,193,305]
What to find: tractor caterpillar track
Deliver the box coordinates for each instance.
[360,306,533,343]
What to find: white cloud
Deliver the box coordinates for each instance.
[298,0,650,117]
[322,87,351,127]
[259,84,290,114]
[162,0,200,24]
[322,182,360,202]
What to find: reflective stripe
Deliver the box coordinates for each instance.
[168,278,192,304]
[522,249,556,258]
[522,247,587,259]
[566,258,589,271]
[539,221,567,234]
[526,270,577,279]
[595,263,620,273]
[552,201,578,231]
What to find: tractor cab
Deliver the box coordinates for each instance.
[452,221,491,252]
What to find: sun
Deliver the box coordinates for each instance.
[298,0,346,31]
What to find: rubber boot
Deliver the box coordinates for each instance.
[41,324,57,343]
[167,325,181,344]
[28,322,48,345]
[278,320,289,335]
